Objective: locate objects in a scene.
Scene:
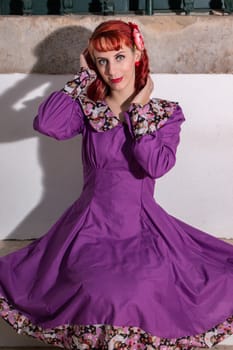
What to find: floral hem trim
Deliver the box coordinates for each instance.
[1,297,233,350]
[128,99,178,139]
[62,67,97,99]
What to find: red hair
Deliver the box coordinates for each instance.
[85,20,150,102]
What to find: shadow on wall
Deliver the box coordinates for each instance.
[0,25,92,239]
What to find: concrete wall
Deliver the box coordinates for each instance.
[0,15,233,74]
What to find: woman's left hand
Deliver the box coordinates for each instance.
[132,75,154,105]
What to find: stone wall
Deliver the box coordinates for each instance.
[0,15,233,74]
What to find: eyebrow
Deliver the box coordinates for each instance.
[95,50,126,60]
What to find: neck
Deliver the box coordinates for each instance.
[109,90,136,109]
[105,90,137,122]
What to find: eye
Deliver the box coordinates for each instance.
[97,58,107,66]
[116,54,125,62]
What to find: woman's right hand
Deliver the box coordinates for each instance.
[80,48,97,73]
[132,75,154,106]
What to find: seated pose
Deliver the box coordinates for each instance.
[0,19,233,350]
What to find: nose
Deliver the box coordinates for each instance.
[107,61,117,77]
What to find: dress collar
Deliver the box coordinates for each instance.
[78,94,178,135]
[79,95,122,132]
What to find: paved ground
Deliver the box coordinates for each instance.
[0,240,34,256]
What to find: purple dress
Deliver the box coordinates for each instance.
[0,69,233,350]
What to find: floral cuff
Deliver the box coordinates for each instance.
[62,67,97,99]
[128,99,179,139]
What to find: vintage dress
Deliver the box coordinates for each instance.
[0,69,233,350]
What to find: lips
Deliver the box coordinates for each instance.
[110,77,123,84]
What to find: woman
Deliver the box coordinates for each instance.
[0,19,233,350]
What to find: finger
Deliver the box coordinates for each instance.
[148,75,153,86]
[150,79,154,92]
[82,48,89,55]
[80,53,88,69]
[147,76,154,93]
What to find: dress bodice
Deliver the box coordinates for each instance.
[34,68,185,177]
[33,69,185,239]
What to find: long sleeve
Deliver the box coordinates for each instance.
[33,68,96,140]
[124,99,185,179]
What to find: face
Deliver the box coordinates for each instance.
[93,44,140,96]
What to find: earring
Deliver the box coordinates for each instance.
[135,61,140,67]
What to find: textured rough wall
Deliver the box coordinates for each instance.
[0,15,233,73]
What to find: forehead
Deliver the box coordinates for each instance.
[93,44,132,58]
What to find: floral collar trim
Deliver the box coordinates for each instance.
[63,68,178,135]
[129,99,178,138]
[79,95,122,132]
[78,94,178,136]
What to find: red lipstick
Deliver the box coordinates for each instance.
[111,77,123,84]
